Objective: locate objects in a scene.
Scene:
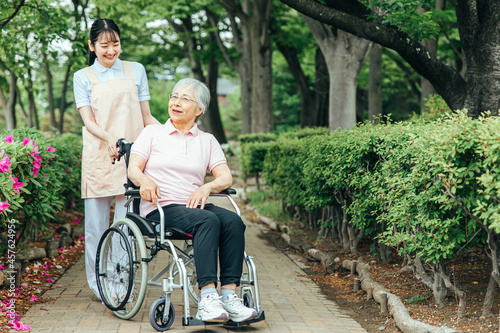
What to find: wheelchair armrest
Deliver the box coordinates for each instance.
[126,188,236,201]
[213,188,236,196]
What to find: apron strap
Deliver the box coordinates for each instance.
[123,61,133,80]
[84,67,99,85]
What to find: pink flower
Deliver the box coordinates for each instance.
[4,134,13,143]
[71,200,76,207]
[74,218,80,223]
[46,279,54,283]
[8,319,32,331]
[47,145,55,158]
[0,152,11,173]
[0,200,10,213]
[0,264,4,270]
[65,169,70,174]
[29,295,40,302]
[10,176,24,194]
[42,271,48,276]
[30,159,41,177]
[22,138,31,147]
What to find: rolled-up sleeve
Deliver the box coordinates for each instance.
[208,136,227,172]
[130,126,152,161]
[73,70,91,109]
[135,63,151,102]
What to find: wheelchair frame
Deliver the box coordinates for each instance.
[95,139,265,331]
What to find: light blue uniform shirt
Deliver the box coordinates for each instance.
[73,58,151,110]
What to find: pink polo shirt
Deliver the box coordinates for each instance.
[130,119,227,217]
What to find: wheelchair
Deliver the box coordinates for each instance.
[94,139,265,331]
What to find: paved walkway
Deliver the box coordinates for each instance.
[22,195,367,333]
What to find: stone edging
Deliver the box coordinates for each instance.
[250,207,459,333]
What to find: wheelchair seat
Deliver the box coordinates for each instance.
[125,212,193,240]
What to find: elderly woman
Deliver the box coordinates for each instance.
[128,78,257,323]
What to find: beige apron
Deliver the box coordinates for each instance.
[81,61,144,199]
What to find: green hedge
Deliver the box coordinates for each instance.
[0,128,82,242]
[241,112,500,313]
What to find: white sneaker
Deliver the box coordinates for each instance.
[196,294,229,322]
[222,294,258,322]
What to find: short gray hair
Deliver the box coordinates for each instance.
[171,78,211,114]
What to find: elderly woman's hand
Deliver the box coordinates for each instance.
[187,185,211,209]
[139,178,161,208]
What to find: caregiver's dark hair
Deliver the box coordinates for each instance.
[88,19,121,66]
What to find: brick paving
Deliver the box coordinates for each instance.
[22,195,367,333]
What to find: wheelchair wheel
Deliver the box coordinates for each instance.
[149,298,175,331]
[243,292,255,309]
[96,218,148,320]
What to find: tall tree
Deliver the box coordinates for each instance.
[279,0,500,119]
[206,4,253,134]
[273,4,328,128]
[368,44,382,122]
[302,15,371,130]
[0,0,73,131]
[165,13,227,143]
[216,0,274,133]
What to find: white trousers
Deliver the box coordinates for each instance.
[85,195,127,298]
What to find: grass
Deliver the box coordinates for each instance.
[245,189,292,224]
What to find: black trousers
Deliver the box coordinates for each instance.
[147,204,246,289]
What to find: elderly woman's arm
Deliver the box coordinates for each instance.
[186,163,232,209]
[128,154,161,208]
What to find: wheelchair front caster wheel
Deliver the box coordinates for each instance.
[149,298,175,331]
[243,292,255,309]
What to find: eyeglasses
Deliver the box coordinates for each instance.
[169,94,197,104]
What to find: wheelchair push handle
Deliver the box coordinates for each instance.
[112,138,131,165]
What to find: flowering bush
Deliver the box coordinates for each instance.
[0,128,82,241]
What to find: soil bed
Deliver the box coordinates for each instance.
[243,204,500,333]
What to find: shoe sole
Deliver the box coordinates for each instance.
[228,312,258,323]
[196,314,229,322]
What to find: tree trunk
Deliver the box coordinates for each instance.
[248,0,273,133]
[303,16,370,131]
[169,16,226,143]
[455,0,500,117]
[205,60,227,143]
[239,23,253,134]
[25,68,39,129]
[5,72,17,130]
[58,58,74,134]
[277,43,329,127]
[368,43,383,122]
[43,48,56,131]
[314,48,329,127]
[481,275,498,318]
[432,265,448,309]
[280,0,468,114]
[208,3,253,134]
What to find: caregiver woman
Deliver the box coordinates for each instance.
[73,18,159,299]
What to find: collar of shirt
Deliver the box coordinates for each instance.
[165,119,199,136]
[91,58,123,74]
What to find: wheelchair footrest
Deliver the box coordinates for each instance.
[183,311,265,327]
[223,311,265,327]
